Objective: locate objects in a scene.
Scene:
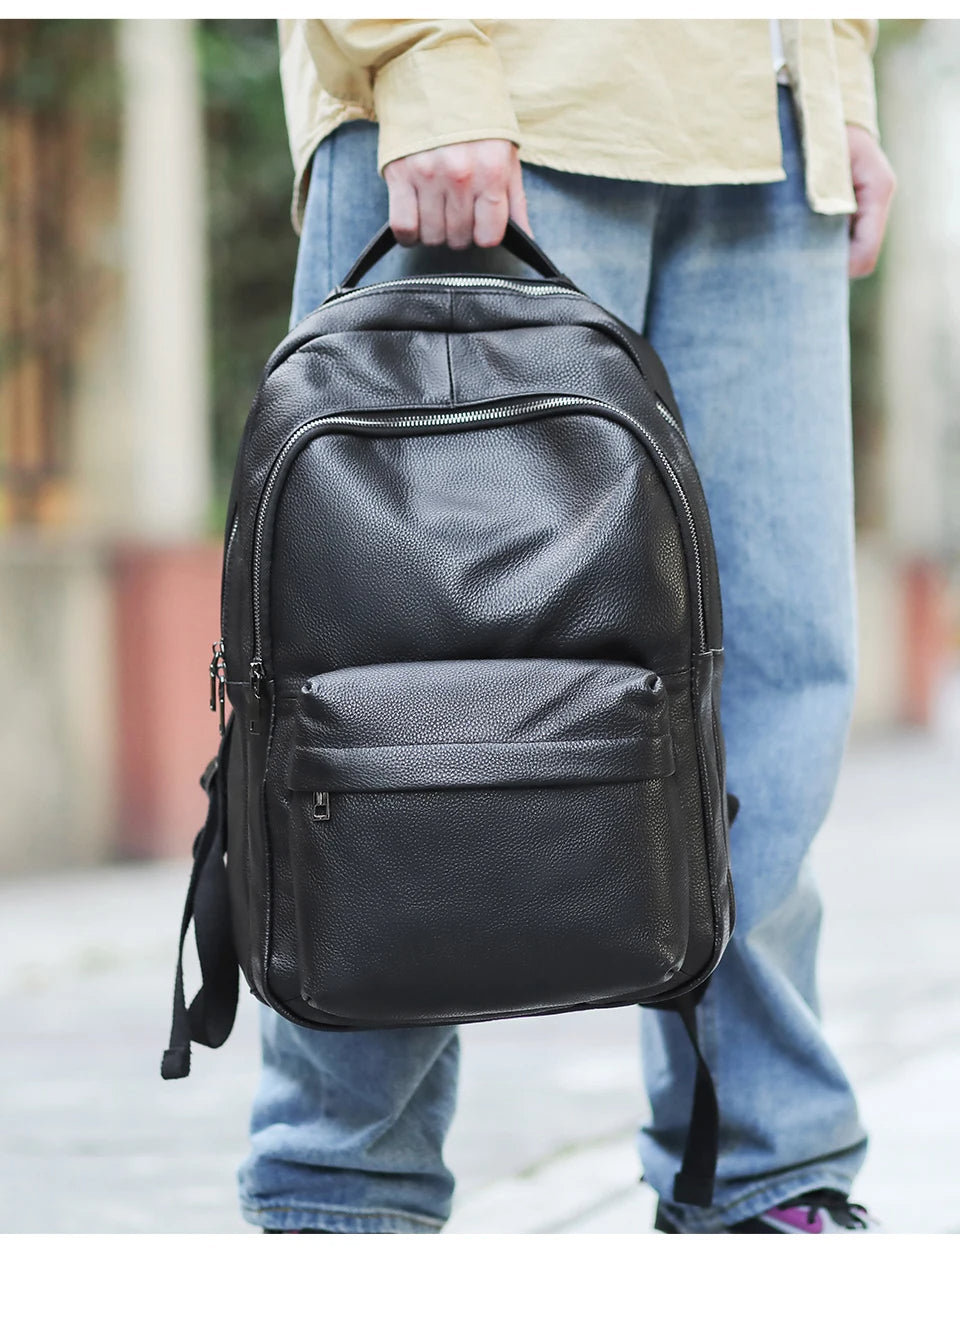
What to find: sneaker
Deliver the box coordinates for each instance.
[655,1188,881,1234]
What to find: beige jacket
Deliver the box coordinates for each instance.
[278,19,879,233]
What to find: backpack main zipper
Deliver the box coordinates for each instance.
[244,395,707,730]
[324,275,586,305]
[209,516,240,734]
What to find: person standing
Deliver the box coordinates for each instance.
[239,19,895,1234]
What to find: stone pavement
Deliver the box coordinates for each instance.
[2,676,958,1234]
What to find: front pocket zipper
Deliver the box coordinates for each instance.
[246,395,709,720]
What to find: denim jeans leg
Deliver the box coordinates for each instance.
[239,1007,460,1233]
[638,88,868,1230]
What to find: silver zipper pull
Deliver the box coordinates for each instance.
[312,791,331,821]
[209,642,221,713]
[249,658,265,735]
[209,641,227,734]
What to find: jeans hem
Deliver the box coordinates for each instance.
[652,1163,859,1233]
[240,1201,446,1235]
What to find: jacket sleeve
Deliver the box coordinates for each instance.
[304,20,521,174]
[832,20,880,137]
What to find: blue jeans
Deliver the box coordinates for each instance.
[239,87,868,1232]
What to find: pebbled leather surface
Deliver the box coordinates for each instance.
[286,657,675,792]
[266,412,691,682]
[222,302,723,677]
[273,655,686,1022]
[290,776,688,1023]
[219,273,734,1029]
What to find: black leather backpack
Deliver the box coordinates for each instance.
[162,222,736,1208]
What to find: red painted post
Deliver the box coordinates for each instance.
[113,542,223,858]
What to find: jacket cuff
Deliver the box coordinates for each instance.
[373,36,521,173]
[832,20,880,137]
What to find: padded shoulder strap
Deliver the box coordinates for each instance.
[161,717,238,1080]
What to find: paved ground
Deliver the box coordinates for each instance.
[2,676,958,1234]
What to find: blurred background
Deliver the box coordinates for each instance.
[0,19,958,1233]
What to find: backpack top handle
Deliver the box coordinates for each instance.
[334,218,569,293]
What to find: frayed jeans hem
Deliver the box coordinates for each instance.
[241,1201,445,1234]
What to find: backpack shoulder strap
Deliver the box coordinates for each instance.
[161,716,238,1080]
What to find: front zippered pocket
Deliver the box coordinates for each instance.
[246,394,709,717]
[282,656,688,1024]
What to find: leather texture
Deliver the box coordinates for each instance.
[218,242,734,1032]
[286,659,675,793]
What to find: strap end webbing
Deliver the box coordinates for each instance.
[160,718,238,1083]
[672,1172,715,1208]
[671,993,720,1209]
[161,1045,192,1080]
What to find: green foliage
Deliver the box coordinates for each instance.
[0,19,118,124]
[197,19,299,521]
[0,19,118,501]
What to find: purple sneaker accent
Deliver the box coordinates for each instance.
[746,1189,880,1234]
[656,1188,882,1234]
[762,1205,825,1233]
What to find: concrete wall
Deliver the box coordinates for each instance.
[0,540,115,871]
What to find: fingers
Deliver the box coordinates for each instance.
[442,148,475,250]
[507,162,532,237]
[386,170,419,247]
[473,189,510,247]
[470,140,511,246]
[416,169,447,247]
[383,139,529,250]
[849,186,889,279]
[846,126,897,279]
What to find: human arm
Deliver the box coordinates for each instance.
[306,21,528,246]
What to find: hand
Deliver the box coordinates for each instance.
[383,138,531,249]
[847,125,897,279]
